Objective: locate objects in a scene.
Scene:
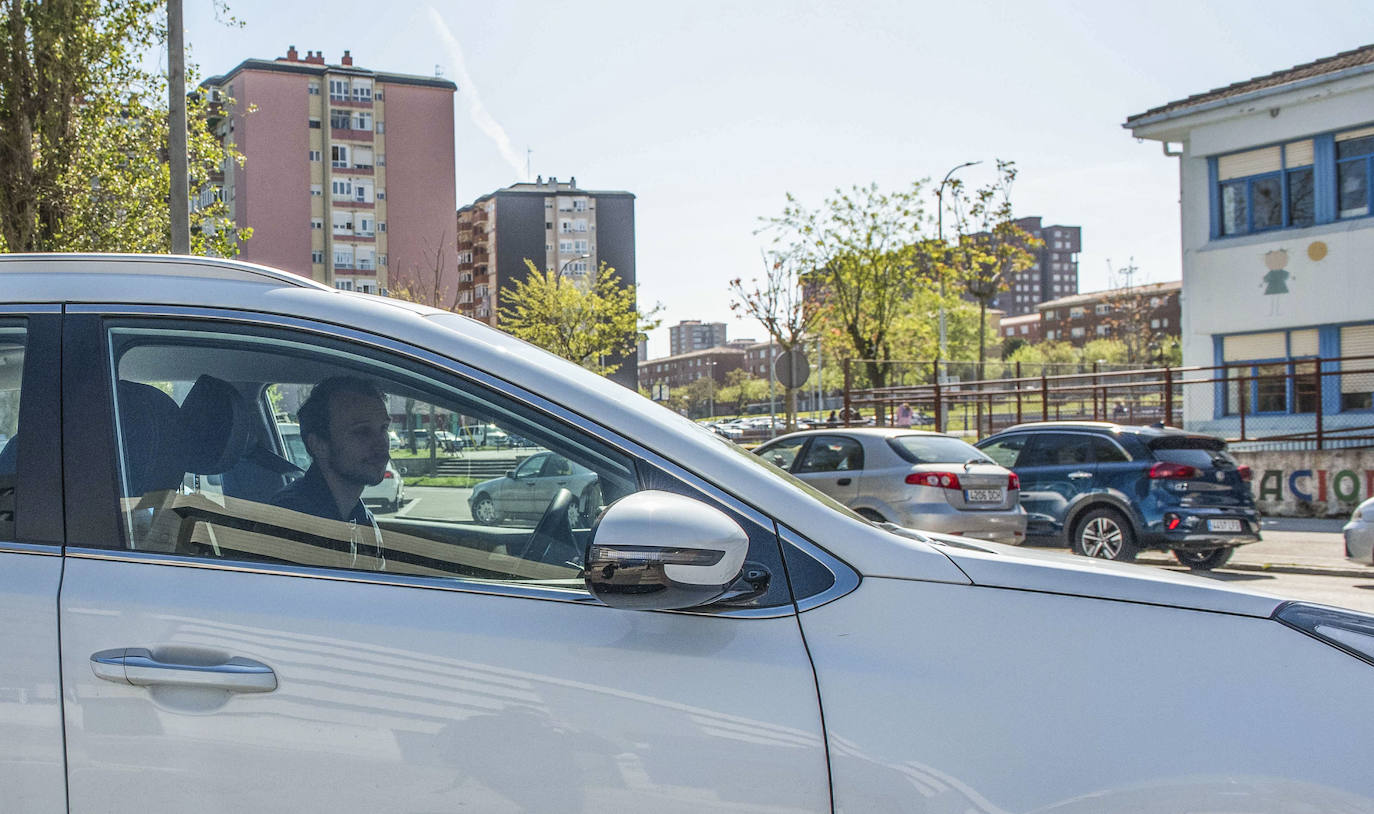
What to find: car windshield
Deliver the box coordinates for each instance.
[888,435,993,465]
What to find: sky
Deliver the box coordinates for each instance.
[171,0,1374,358]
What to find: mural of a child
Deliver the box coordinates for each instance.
[1262,249,1292,315]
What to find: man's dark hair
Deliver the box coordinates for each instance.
[297,376,387,444]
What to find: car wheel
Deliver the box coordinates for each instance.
[1073,508,1138,562]
[1173,546,1233,570]
[472,495,499,525]
[857,508,887,523]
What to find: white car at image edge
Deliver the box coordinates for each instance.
[1,254,1372,814]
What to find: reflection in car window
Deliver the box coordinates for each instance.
[105,325,638,590]
[0,327,24,539]
[797,436,863,473]
[1091,436,1130,463]
[977,435,1027,468]
[757,437,807,471]
[1018,433,1092,467]
[889,435,990,465]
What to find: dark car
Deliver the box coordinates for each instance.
[975,422,1260,569]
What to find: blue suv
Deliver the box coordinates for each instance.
[975,422,1260,570]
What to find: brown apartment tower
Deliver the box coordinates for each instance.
[201,47,458,294]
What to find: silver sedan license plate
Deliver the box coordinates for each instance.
[965,488,1003,503]
[1207,518,1242,532]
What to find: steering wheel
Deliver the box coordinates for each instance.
[517,487,583,568]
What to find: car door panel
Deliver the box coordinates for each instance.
[57,312,830,813]
[60,556,829,813]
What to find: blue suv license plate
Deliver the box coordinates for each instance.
[1207,518,1242,532]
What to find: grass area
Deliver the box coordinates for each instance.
[405,475,485,488]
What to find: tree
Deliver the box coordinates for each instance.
[729,252,817,428]
[388,230,460,310]
[499,259,660,377]
[717,368,768,415]
[761,182,933,403]
[944,160,1039,380]
[683,376,718,418]
[1098,261,1175,366]
[0,1,249,256]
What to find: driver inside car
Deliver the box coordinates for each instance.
[272,375,391,526]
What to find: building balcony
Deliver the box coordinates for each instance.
[332,165,374,176]
[329,127,374,142]
[328,97,374,109]
[332,198,375,209]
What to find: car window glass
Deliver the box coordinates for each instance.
[978,435,1027,468]
[0,326,23,539]
[106,325,639,591]
[1153,447,1232,469]
[1091,436,1130,463]
[1018,433,1092,467]
[890,435,990,464]
[756,437,807,471]
[796,436,863,473]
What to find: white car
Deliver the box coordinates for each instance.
[2,254,1372,813]
[1346,497,1374,563]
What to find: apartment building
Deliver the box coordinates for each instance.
[1037,280,1182,347]
[456,176,638,386]
[202,47,457,294]
[638,347,745,391]
[669,320,728,356]
[994,217,1082,316]
[999,312,1043,344]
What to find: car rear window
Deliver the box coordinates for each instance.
[1152,447,1237,469]
[888,435,991,465]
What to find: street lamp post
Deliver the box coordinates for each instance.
[554,253,591,283]
[935,160,982,365]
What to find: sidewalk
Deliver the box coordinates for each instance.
[1133,517,1372,578]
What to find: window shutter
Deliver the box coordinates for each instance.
[1284,140,1315,168]
[1341,325,1374,394]
[1223,332,1285,361]
[1337,126,1374,143]
[1289,329,1319,357]
[1217,146,1281,181]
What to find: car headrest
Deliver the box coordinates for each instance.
[116,380,183,495]
[176,374,256,475]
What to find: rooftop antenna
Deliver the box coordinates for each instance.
[526,148,532,181]
[434,64,443,78]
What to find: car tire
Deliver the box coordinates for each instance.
[1072,507,1139,562]
[1173,546,1234,570]
[857,508,887,523]
[472,495,500,526]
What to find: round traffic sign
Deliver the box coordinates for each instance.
[773,349,811,389]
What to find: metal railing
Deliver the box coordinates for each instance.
[842,354,1374,450]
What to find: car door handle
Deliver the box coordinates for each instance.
[836,478,852,486]
[90,648,277,693]
[1068,471,1093,479]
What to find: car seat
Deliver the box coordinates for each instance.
[175,374,301,503]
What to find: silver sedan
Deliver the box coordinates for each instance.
[1345,497,1374,563]
[754,428,1027,544]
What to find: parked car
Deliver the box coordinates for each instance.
[1345,496,1374,564]
[468,450,602,527]
[976,421,1261,569]
[754,428,1027,544]
[278,422,405,512]
[3,255,1371,813]
[433,429,464,452]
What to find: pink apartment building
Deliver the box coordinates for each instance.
[202,47,458,294]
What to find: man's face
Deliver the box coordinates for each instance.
[314,393,391,488]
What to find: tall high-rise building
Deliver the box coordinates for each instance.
[457,176,637,386]
[669,320,728,356]
[996,217,1082,316]
[201,47,458,294]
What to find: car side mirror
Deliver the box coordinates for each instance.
[584,490,748,611]
[506,470,516,479]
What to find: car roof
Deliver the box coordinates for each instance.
[764,427,959,443]
[988,421,1224,444]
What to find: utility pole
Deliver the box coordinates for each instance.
[167,0,190,254]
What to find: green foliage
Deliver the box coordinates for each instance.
[499,259,660,376]
[0,0,249,255]
[717,369,769,413]
[1080,338,1130,366]
[762,182,935,391]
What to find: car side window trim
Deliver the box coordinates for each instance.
[65,305,855,613]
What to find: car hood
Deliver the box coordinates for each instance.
[884,527,1282,617]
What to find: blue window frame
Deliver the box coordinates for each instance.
[1211,126,1374,238]
[1336,133,1374,219]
